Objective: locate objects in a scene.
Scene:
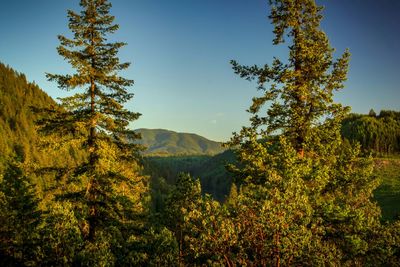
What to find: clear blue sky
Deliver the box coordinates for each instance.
[0,0,399,141]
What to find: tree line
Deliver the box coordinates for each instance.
[1,0,400,266]
[342,109,400,155]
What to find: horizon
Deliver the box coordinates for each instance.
[1,0,399,142]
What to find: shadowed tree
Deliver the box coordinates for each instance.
[0,161,41,266]
[163,173,202,265]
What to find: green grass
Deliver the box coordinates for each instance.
[373,157,400,221]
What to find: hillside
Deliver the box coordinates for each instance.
[0,62,85,181]
[136,128,225,156]
[374,158,400,221]
[0,62,55,168]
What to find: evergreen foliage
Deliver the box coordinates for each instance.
[37,201,83,266]
[144,151,235,202]
[182,194,235,265]
[0,161,41,266]
[163,173,202,265]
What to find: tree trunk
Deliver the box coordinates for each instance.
[87,78,97,241]
[87,17,98,240]
[293,25,306,158]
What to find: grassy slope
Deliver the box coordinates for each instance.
[373,157,400,221]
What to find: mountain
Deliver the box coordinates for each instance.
[135,128,226,156]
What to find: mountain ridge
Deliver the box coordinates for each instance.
[135,128,226,156]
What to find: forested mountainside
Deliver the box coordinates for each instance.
[0,62,86,189]
[0,62,56,169]
[135,128,225,156]
[138,111,400,158]
[144,112,400,202]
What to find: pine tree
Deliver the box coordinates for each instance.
[164,173,202,265]
[38,0,145,248]
[0,161,41,266]
[231,0,351,161]
[229,0,388,264]
[369,108,377,117]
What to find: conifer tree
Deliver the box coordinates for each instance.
[369,108,377,117]
[231,0,351,160]
[164,173,202,265]
[38,0,145,246]
[229,0,388,264]
[0,161,41,266]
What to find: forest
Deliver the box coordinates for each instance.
[1,0,400,266]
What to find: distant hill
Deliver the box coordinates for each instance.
[135,128,226,156]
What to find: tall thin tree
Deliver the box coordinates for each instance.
[39,0,145,242]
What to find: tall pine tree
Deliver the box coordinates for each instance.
[38,0,145,246]
[231,0,351,161]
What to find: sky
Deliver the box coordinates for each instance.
[0,0,399,141]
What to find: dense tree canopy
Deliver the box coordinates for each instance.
[0,162,41,266]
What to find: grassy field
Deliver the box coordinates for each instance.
[373,157,400,221]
